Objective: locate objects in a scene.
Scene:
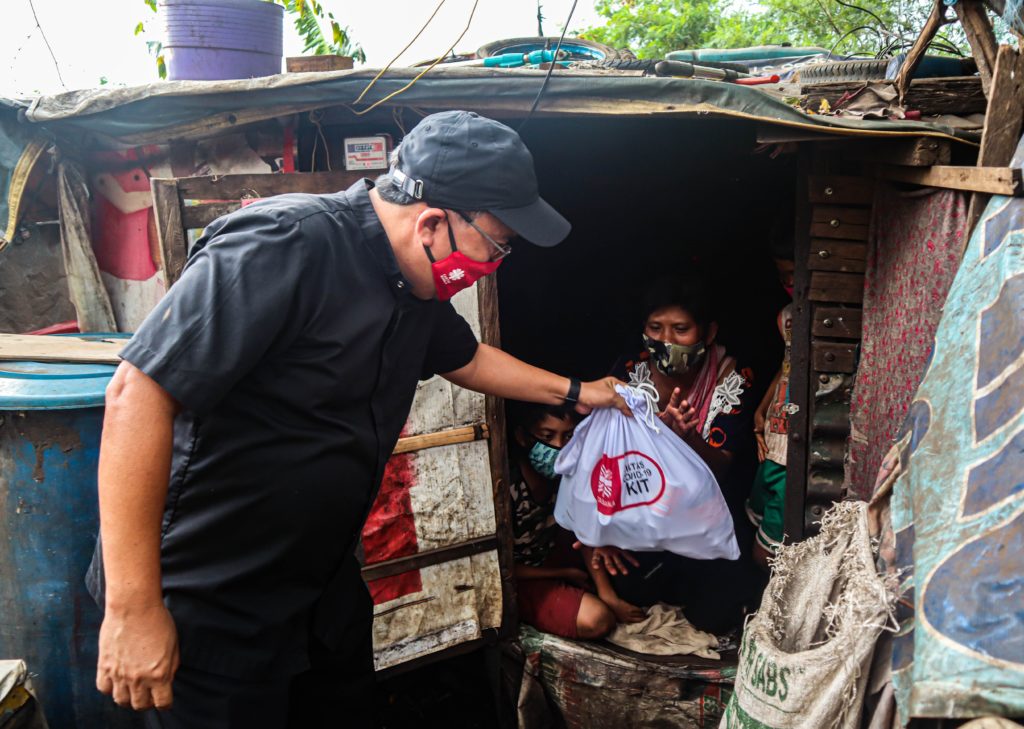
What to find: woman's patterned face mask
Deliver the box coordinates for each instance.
[642,334,707,377]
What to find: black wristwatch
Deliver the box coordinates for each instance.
[564,377,582,405]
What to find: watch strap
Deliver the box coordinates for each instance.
[564,377,582,404]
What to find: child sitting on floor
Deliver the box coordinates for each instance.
[509,401,625,639]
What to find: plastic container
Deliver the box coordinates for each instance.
[159,0,284,81]
[0,335,133,729]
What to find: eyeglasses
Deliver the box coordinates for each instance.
[456,211,513,261]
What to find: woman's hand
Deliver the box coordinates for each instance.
[660,387,700,442]
[607,597,647,624]
[559,567,593,590]
[588,546,640,576]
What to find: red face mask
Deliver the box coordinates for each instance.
[426,215,502,301]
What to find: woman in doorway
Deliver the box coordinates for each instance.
[587,275,765,635]
[508,401,629,639]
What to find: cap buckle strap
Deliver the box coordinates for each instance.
[391,167,424,200]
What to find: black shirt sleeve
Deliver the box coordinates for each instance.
[120,207,312,415]
[420,301,478,379]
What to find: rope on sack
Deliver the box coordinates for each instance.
[626,361,661,433]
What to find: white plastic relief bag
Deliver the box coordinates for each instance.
[553,363,739,560]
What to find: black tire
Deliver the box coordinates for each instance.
[476,36,628,63]
[599,57,748,74]
[798,59,890,83]
[598,58,658,73]
[412,52,476,67]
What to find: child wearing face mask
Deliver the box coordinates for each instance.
[508,401,626,639]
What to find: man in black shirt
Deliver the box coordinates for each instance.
[92,110,625,726]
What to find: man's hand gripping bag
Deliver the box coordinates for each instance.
[553,363,740,559]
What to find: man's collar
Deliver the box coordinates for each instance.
[347,179,414,295]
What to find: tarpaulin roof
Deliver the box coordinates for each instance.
[4,66,982,146]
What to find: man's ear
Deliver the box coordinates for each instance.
[705,322,719,345]
[513,425,531,449]
[415,207,449,257]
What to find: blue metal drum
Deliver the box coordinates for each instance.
[0,342,136,728]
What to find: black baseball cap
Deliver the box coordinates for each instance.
[390,110,571,247]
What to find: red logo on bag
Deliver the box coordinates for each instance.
[590,451,666,515]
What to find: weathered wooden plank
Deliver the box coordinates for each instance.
[876,164,1022,195]
[808,175,874,205]
[361,536,497,582]
[175,170,365,199]
[0,333,123,364]
[811,204,868,241]
[801,77,986,116]
[151,178,188,288]
[811,205,872,226]
[808,239,867,272]
[476,275,517,636]
[809,271,865,303]
[812,341,858,372]
[855,137,952,167]
[812,307,863,338]
[785,147,815,544]
[955,0,998,97]
[809,220,868,241]
[181,202,239,230]
[286,55,354,73]
[392,424,488,455]
[894,0,949,103]
[967,45,1024,238]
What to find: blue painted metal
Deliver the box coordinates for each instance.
[0,361,116,410]
[0,336,136,728]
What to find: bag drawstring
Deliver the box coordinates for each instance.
[625,362,661,433]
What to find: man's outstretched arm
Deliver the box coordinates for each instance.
[443,343,629,415]
[95,361,180,711]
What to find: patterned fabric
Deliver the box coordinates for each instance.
[846,186,966,500]
[763,303,793,466]
[510,467,558,567]
[616,349,757,453]
[888,173,1024,722]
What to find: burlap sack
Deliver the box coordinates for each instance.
[721,501,896,729]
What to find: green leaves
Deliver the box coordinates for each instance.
[582,0,973,61]
[271,0,366,61]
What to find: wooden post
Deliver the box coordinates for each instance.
[894,0,949,104]
[476,275,518,638]
[955,0,999,97]
[966,44,1024,241]
[784,147,814,543]
[151,178,188,289]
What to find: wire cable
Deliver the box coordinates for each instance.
[353,0,448,105]
[26,0,66,89]
[352,0,480,116]
[518,0,578,133]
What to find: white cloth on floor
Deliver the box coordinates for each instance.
[607,602,720,659]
